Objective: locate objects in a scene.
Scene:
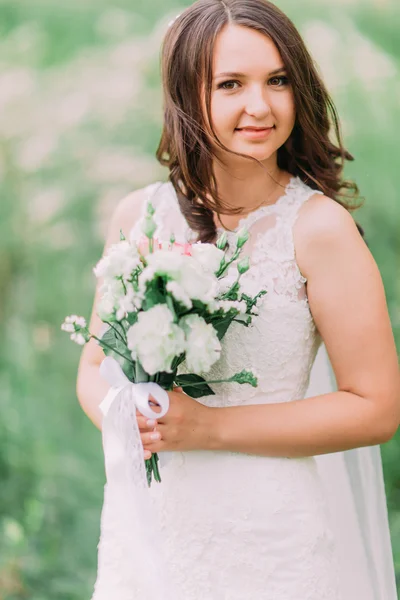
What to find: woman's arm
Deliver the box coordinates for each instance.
[76,188,148,431]
[206,197,400,457]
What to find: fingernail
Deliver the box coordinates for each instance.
[150,432,161,440]
[147,419,156,427]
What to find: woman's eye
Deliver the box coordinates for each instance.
[269,76,289,87]
[217,80,240,91]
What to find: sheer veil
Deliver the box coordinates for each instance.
[307,342,397,600]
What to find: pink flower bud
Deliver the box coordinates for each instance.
[137,236,162,256]
[171,242,192,256]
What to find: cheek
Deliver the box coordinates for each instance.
[274,93,296,128]
[210,96,239,132]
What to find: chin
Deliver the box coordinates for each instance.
[236,146,276,162]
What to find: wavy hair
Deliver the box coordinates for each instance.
[156,0,364,242]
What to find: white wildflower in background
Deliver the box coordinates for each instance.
[126,304,186,375]
[180,314,221,372]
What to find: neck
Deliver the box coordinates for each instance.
[212,156,290,216]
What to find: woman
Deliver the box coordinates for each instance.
[76,1,400,598]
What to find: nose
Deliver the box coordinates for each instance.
[244,85,271,119]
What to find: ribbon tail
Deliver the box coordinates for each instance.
[91,386,180,600]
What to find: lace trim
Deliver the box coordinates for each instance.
[134,177,322,305]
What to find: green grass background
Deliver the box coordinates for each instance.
[0,0,399,597]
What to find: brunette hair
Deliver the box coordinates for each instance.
[156,0,364,243]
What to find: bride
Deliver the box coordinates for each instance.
[76,1,400,598]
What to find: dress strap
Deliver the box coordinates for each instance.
[275,177,323,228]
[240,178,323,306]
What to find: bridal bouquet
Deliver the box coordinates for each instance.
[62,201,266,486]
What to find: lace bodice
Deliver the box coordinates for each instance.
[131,176,323,408]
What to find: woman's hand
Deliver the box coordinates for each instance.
[136,387,217,458]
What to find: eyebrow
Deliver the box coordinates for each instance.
[214,66,286,79]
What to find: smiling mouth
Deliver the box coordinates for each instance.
[234,126,275,139]
[236,126,275,131]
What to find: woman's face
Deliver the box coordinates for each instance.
[205,24,296,165]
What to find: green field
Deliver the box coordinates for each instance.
[0,0,399,597]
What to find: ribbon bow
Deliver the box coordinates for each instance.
[99,356,170,420]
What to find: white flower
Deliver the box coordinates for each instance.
[217,299,247,314]
[166,281,193,309]
[61,315,87,332]
[145,249,185,276]
[93,240,141,281]
[115,286,143,320]
[180,314,221,372]
[126,304,185,375]
[97,279,125,320]
[190,242,224,274]
[143,250,218,308]
[70,332,86,345]
[180,263,218,307]
[97,295,115,321]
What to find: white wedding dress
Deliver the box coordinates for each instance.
[91,176,397,600]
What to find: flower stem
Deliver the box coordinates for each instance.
[104,321,127,344]
[91,335,133,363]
[179,377,235,387]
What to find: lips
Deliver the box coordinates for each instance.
[235,126,274,140]
[236,126,274,131]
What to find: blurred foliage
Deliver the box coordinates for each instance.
[0,0,399,597]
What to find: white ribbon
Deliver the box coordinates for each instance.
[99,356,170,420]
[91,356,179,600]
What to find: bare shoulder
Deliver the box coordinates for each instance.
[293,193,364,281]
[106,185,151,245]
[292,192,400,440]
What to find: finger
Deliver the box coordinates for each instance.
[141,430,162,445]
[136,414,158,430]
[143,449,152,459]
[173,386,183,393]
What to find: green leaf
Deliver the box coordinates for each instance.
[124,311,138,326]
[100,325,118,349]
[221,280,240,301]
[155,371,175,390]
[231,369,258,387]
[175,374,215,398]
[142,277,167,309]
[212,314,237,340]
